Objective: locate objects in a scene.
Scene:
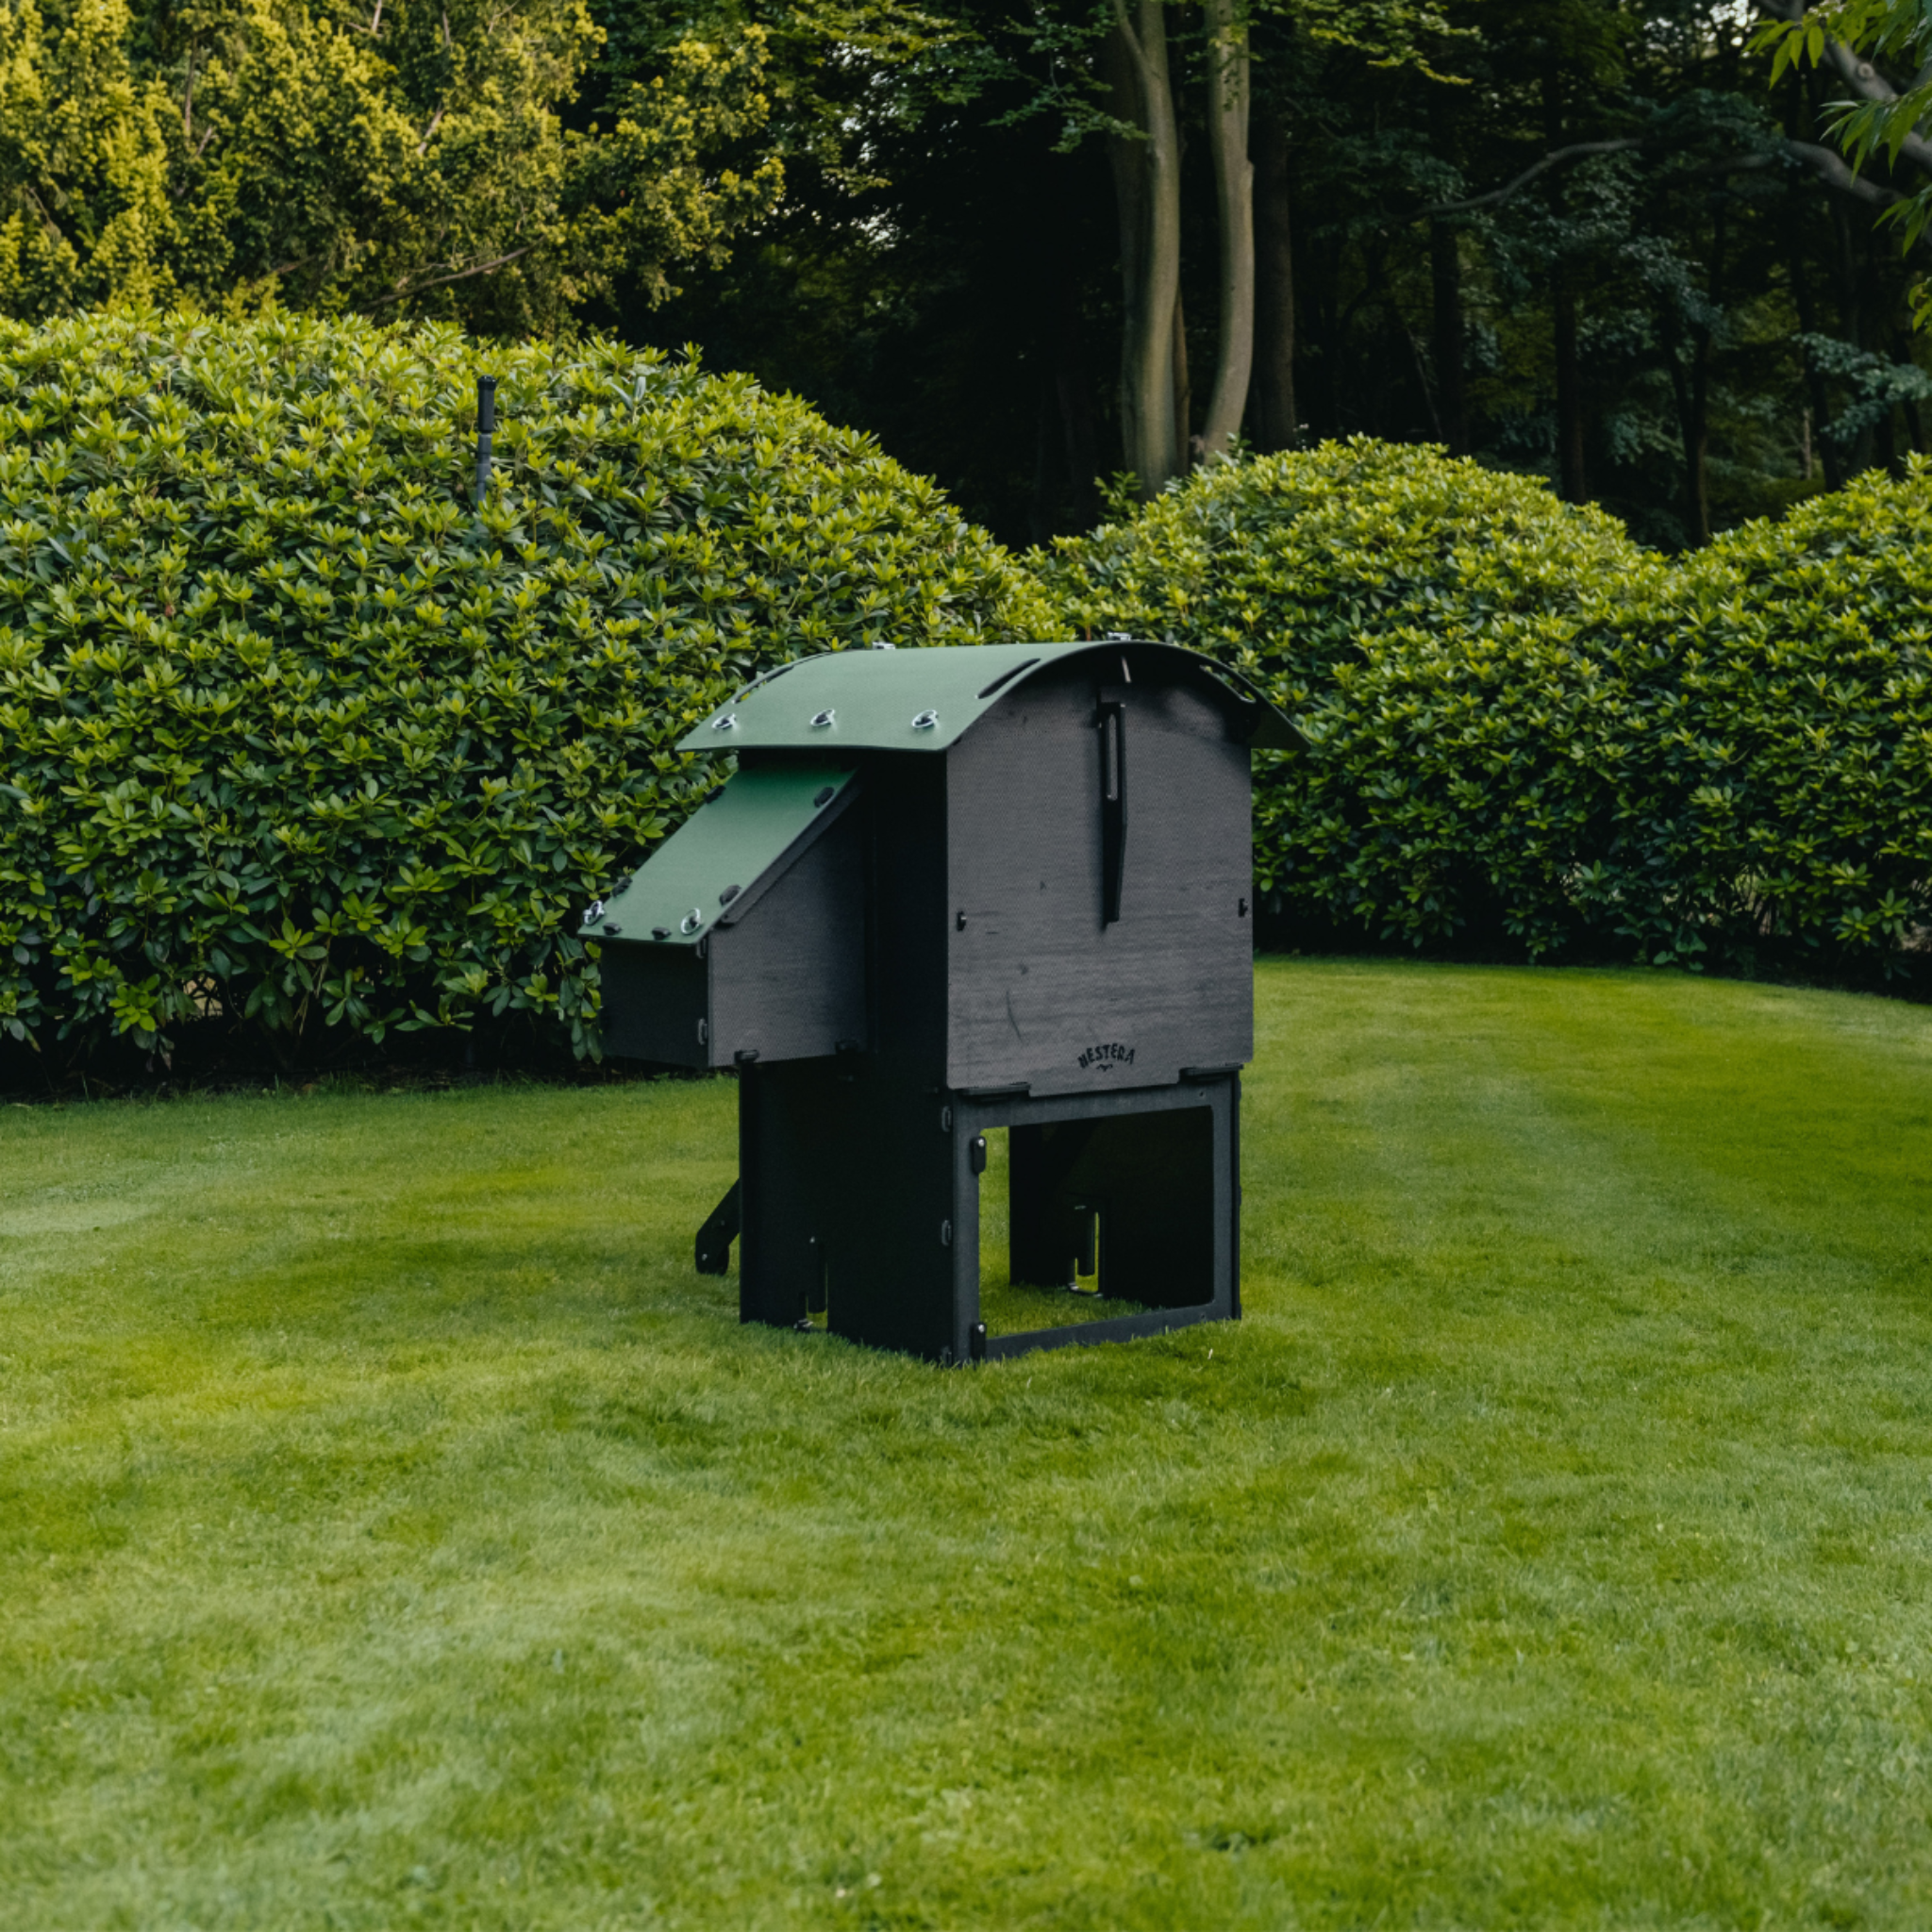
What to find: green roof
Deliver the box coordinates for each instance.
[675,640,1302,756]
[589,762,858,948]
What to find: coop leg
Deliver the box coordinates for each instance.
[694,1180,741,1275]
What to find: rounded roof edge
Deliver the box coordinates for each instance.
[675,639,1305,757]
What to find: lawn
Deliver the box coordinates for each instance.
[5,959,1932,1929]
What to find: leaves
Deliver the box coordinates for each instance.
[1751,2,1932,284]
[0,308,1046,1062]
[0,0,786,330]
[1030,440,1932,974]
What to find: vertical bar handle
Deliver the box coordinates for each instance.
[1098,695,1126,925]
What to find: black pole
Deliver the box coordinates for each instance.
[474,375,496,506]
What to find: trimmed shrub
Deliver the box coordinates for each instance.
[1033,438,1648,714]
[1268,461,1932,971]
[1249,615,1624,958]
[0,311,1048,1067]
[1032,441,1660,947]
[1585,463,1932,968]
[1034,443,1932,975]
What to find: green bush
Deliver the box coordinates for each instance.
[1267,463,1932,969]
[1033,441,1659,949]
[1034,443,1932,974]
[1034,439,1647,714]
[1586,465,1932,967]
[0,311,1047,1066]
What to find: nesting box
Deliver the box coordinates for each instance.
[590,639,1297,1361]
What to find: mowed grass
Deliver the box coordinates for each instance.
[5,962,1932,1929]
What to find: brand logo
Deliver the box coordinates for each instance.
[1077,1041,1135,1071]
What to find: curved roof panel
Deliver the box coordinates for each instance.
[675,640,1303,756]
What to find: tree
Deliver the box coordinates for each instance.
[1106,0,1186,491]
[1089,0,1472,494]
[0,0,784,327]
[1756,1,1932,308]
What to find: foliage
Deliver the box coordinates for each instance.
[1278,459,1932,968]
[0,309,1047,1064]
[1031,441,1645,951]
[1758,3,1932,247]
[11,966,1932,1925]
[1029,441,1932,975]
[0,0,782,330]
[1585,459,1932,966]
[1032,438,1645,715]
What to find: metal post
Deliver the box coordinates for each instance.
[473,375,496,506]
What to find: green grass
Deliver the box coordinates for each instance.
[975,1128,1149,1336]
[6,960,1932,1928]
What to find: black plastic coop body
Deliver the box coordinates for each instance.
[589,639,1300,1363]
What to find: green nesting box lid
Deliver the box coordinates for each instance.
[676,640,1302,756]
[587,761,858,947]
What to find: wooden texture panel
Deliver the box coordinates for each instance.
[596,942,708,1067]
[741,1056,959,1357]
[708,808,868,1065]
[739,1058,838,1327]
[943,658,1253,1095]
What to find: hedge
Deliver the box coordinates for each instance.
[1033,439,1650,716]
[8,325,1930,1084]
[1037,442,1932,974]
[1577,467,1932,968]
[0,312,1048,1066]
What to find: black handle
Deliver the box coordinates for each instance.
[1098,695,1126,926]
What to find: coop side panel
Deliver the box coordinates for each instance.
[943,663,1253,1095]
[708,808,868,1064]
[740,1059,841,1327]
[597,942,708,1067]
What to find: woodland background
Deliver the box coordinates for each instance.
[10,0,1932,552]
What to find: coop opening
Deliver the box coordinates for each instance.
[974,1108,1218,1341]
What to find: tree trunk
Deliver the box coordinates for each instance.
[1250,112,1297,451]
[1199,0,1253,458]
[1787,242,1842,487]
[1030,371,1058,548]
[1173,285,1192,469]
[1665,321,1710,546]
[1828,179,1877,473]
[1429,222,1467,455]
[1036,144,1103,533]
[1687,330,1712,544]
[1786,67,1844,488]
[1056,333,1103,531]
[1105,0,1183,497]
[1898,335,1924,455]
